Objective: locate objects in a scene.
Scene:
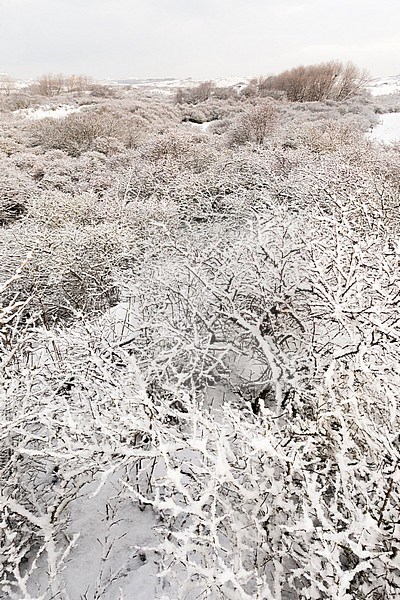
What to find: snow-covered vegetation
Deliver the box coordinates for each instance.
[1,63,400,599]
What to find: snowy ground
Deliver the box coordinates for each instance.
[186,120,215,132]
[61,475,160,600]
[368,111,400,143]
[368,75,400,96]
[112,75,250,90]
[13,104,81,120]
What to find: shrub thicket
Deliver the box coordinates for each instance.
[30,108,144,155]
[1,66,400,600]
[245,61,369,102]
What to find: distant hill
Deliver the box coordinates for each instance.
[7,73,400,97]
[108,75,250,91]
[368,75,400,96]
[110,74,400,97]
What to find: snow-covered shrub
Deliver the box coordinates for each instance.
[89,135,126,155]
[113,95,181,128]
[30,109,144,156]
[12,148,118,197]
[0,93,34,112]
[179,98,242,125]
[294,119,365,153]
[25,191,103,227]
[228,101,278,146]
[278,97,378,132]
[242,76,288,100]
[141,129,218,172]
[89,82,120,98]
[0,223,135,323]
[113,146,271,220]
[371,92,400,114]
[175,81,216,105]
[0,278,154,598]
[31,73,94,96]
[0,160,37,225]
[0,136,23,156]
[122,196,400,599]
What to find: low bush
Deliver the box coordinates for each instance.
[229,101,278,145]
[0,162,37,224]
[30,109,145,156]
[294,119,365,153]
[0,223,135,322]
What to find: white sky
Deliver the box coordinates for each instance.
[1,0,399,80]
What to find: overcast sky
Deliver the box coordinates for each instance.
[0,0,399,80]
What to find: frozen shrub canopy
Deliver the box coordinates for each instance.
[0,69,400,600]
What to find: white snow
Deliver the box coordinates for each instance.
[62,474,160,600]
[368,112,400,143]
[187,121,215,132]
[99,296,142,345]
[13,104,81,120]
[368,75,400,96]
[111,75,251,92]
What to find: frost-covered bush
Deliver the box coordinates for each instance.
[278,97,378,132]
[228,101,278,145]
[262,146,400,236]
[25,191,103,227]
[293,119,365,153]
[0,223,135,322]
[31,73,94,96]
[242,76,287,100]
[141,129,219,172]
[0,136,23,156]
[30,109,145,156]
[175,81,216,104]
[179,97,242,125]
[11,148,120,197]
[112,94,181,127]
[0,160,37,224]
[89,135,126,155]
[371,92,400,114]
[121,196,400,599]
[0,93,34,112]
[0,280,152,598]
[113,147,275,220]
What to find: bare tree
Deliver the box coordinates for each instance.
[32,73,93,96]
[0,74,16,95]
[245,61,369,102]
[34,73,65,96]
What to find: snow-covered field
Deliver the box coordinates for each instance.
[369,111,400,143]
[2,68,400,600]
[368,75,400,96]
[113,75,250,90]
[14,104,81,120]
